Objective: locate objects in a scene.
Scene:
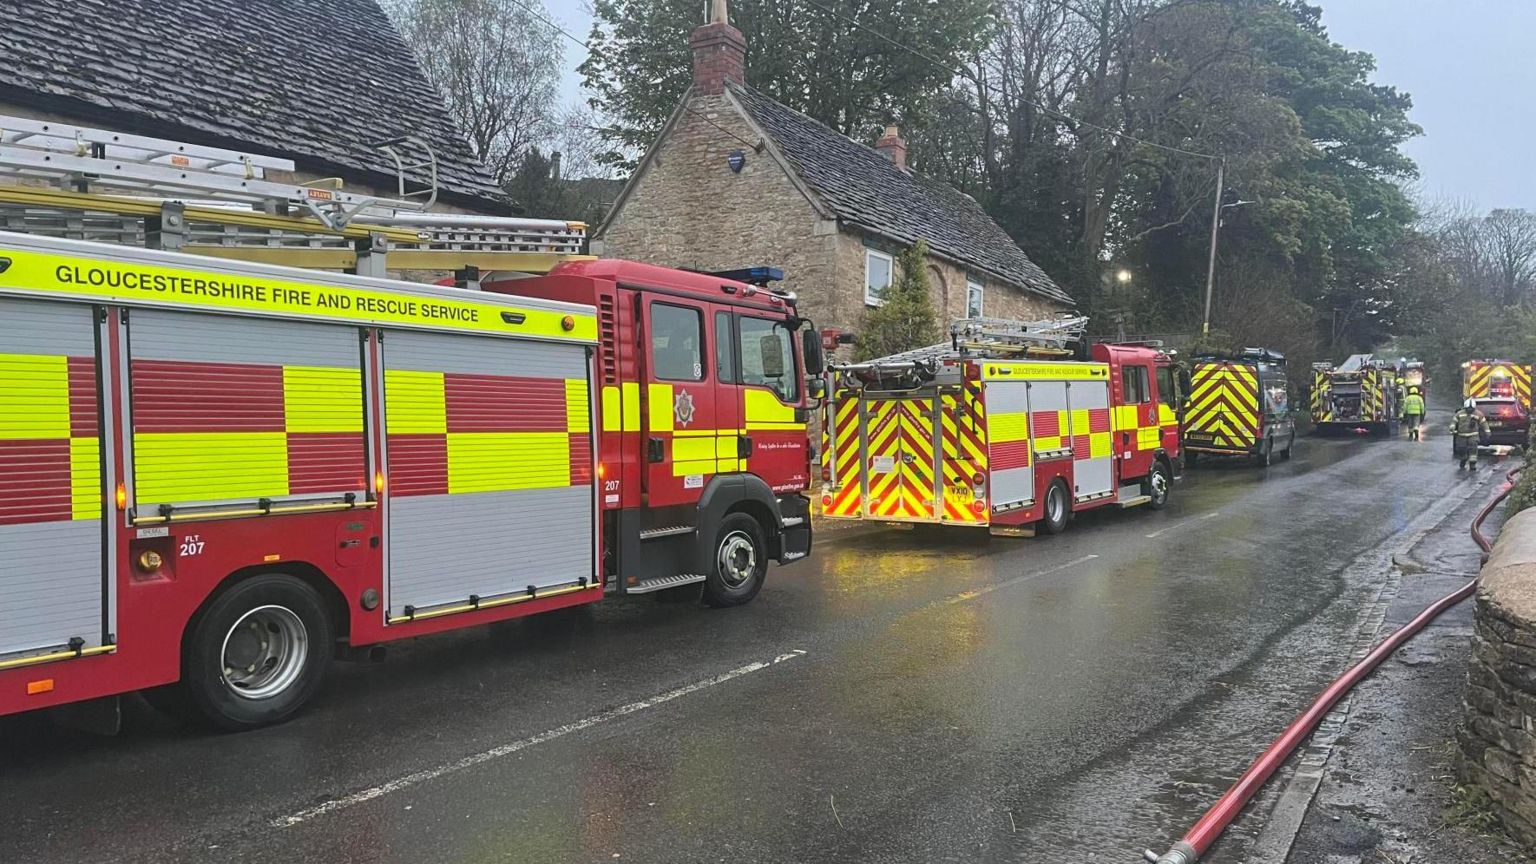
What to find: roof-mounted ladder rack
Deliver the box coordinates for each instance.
[841,315,1090,372]
[0,113,590,275]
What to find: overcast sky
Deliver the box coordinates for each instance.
[541,0,1534,212]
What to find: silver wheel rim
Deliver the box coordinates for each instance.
[1048,487,1065,524]
[1151,469,1168,503]
[717,531,758,589]
[220,604,308,700]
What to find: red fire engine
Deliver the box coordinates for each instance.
[821,319,1182,535]
[0,118,817,731]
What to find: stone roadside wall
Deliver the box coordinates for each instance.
[1460,506,1536,843]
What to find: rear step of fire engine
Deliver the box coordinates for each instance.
[626,573,707,594]
[0,113,589,274]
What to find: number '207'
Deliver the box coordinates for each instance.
[179,535,205,557]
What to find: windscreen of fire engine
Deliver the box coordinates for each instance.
[739,316,798,402]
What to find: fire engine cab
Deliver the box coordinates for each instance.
[820,318,1181,536]
[0,115,817,730]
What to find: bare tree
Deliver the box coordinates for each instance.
[386,0,564,186]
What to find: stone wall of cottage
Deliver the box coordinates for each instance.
[592,93,843,328]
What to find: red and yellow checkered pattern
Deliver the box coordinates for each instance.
[385,372,591,497]
[130,359,365,505]
[0,353,98,525]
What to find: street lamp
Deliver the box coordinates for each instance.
[1116,269,1133,284]
[1200,157,1254,337]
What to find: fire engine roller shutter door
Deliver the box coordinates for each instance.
[983,381,1033,509]
[0,298,107,658]
[126,310,367,512]
[1067,379,1114,500]
[382,329,593,617]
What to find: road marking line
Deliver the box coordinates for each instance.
[943,554,1098,604]
[271,649,809,828]
[1145,511,1219,539]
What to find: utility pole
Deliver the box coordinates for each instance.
[1201,158,1225,338]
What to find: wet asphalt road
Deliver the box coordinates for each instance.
[0,414,1506,864]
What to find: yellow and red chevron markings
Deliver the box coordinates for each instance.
[940,380,987,522]
[1466,362,1533,409]
[1187,362,1259,450]
[822,392,862,517]
[863,399,938,519]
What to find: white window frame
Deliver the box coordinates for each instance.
[966,278,984,318]
[864,248,893,306]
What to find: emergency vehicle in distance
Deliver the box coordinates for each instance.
[1462,359,1532,411]
[1310,354,1398,436]
[820,318,1181,537]
[1398,359,1427,402]
[0,116,818,731]
[1183,348,1294,466]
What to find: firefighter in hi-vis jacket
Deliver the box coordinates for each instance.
[1451,399,1490,469]
[1401,388,1425,440]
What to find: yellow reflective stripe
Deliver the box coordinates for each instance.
[744,388,801,430]
[134,432,288,502]
[565,379,590,433]
[648,383,674,432]
[601,385,620,432]
[983,361,1109,381]
[1069,409,1090,436]
[1090,432,1113,459]
[0,245,597,341]
[447,432,569,493]
[383,370,446,434]
[283,366,364,433]
[988,412,1027,443]
[0,353,69,439]
[672,435,716,462]
[70,436,100,520]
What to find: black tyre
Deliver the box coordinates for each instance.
[1254,437,1272,467]
[1039,479,1071,535]
[1281,432,1295,460]
[703,513,768,608]
[1144,460,1171,511]
[182,573,333,731]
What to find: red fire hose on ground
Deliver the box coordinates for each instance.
[1143,466,1522,864]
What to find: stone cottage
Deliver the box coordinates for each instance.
[592,1,1073,336]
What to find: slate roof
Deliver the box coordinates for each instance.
[0,0,504,208]
[730,85,1071,305]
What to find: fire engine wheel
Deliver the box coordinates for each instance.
[1040,480,1071,535]
[703,513,768,608]
[183,574,333,731]
[1145,461,1171,511]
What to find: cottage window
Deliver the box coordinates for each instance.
[864,249,893,305]
[966,279,984,318]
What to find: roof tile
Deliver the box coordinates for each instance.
[731,84,1070,305]
[0,0,502,206]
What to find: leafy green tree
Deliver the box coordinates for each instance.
[580,0,995,168]
[855,241,940,361]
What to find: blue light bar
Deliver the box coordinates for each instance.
[709,266,784,286]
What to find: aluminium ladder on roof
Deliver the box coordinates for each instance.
[839,315,1091,372]
[0,113,588,274]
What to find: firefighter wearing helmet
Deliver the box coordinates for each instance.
[1451,398,1490,470]
[1401,387,1425,440]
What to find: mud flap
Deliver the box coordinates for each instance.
[46,694,121,735]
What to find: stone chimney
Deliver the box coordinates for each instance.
[690,0,746,95]
[875,126,908,171]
